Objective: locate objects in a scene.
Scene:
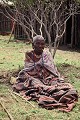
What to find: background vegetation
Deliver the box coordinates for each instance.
[1,0,80,57]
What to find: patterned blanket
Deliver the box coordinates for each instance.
[13,50,78,112]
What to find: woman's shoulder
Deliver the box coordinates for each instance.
[25,51,33,62]
[43,49,52,57]
[43,49,53,62]
[25,51,33,57]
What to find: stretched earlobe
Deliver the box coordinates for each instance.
[32,43,34,49]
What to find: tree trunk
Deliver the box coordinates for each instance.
[53,37,58,58]
[75,15,77,46]
[71,15,74,48]
[8,21,15,43]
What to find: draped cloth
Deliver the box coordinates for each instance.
[13,50,78,112]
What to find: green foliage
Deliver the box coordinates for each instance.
[76,0,80,2]
[7,0,36,5]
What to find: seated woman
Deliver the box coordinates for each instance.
[13,35,78,112]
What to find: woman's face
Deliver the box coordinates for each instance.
[33,39,45,55]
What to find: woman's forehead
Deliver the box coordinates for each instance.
[35,39,45,43]
[33,35,45,43]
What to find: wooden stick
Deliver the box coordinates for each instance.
[0,100,14,120]
[8,90,19,103]
[8,90,29,114]
[8,21,15,43]
[13,91,35,108]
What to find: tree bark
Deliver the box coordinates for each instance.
[71,15,74,48]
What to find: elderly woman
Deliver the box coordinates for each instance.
[13,35,78,112]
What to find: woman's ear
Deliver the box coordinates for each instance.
[32,43,34,49]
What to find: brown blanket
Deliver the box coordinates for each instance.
[13,70,78,112]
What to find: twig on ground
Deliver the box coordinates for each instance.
[0,100,14,120]
[8,90,29,113]
[8,89,35,108]
[8,90,19,103]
